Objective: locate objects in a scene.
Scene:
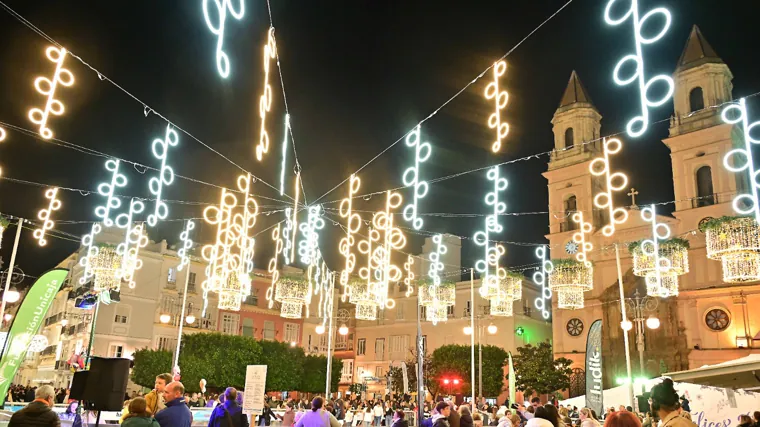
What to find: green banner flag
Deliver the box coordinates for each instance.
[508,351,516,406]
[0,268,68,404]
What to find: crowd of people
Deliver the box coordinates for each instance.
[7,384,69,404]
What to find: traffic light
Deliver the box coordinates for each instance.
[515,326,525,336]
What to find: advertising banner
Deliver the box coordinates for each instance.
[585,319,603,416]
[243,365,268,415]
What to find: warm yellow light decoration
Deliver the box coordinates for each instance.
[371,190,406,309]
[548,260,593,309]
[32,187,62,246]
[705,217,760,283]
[508,275,522,301]
[484,60,510,153]
[632,243,689,277]
[404,255,415,297]
[265,223,283,310]
[280,301,303,319]
[645,274,679,298]
[290,172,300,262]
[426,304,448,324]
[419,282,455,307]
[339,174,362,300]
[490,297,514,317]
[571,211,593,268]
[356,227,382,320]
[255,27,277,161]
[0,127,6,142]
[356,303,378,321]
[557,289,584,310]
[349,276,383,307]
[721,252,760,283]
[91,246,122,293]
[119,223,149,289]
[28,46,74,140]
[275,276,309,317]
[481,244,507,300]
[489,275,516,317]
[589,137,629,236]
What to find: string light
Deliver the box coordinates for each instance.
[280,114,290,195]
[201,188,238,315]
[78,223,102,285]
[372,190,406,310]
[404,255,415,297]
[299,205,325,265]
[722,98,760,222]
[231,174,259,309]
[473,166,508,298]
[202,0,245,78]
[604,0,673,137]
[571,211,593,268]
[266,223,282,310]
[484,60,510,152]
[640,204,672,296]
[402,125,431,230]
[339,174,362,299]
[147,125,179,227]
[705,217,760,283]
[631,240,688,297]
[428,234,447,286]
[114,198,149,289]
[255,27,277,161]
[282,207,294,265]
[290,173,300,262]
[532,246,553,320]
[95,159,127,227]
[177,220,195,271]
[33,187,62,246]
[28,46,74,140]
[590,137,629,235]
[355,227,382,320]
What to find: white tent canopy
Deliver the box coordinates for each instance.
[664,354,760,389]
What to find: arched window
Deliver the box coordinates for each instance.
[564,128,575,148]
[689,87,705,112]
[564,195,578,231]
[696,166,715,207]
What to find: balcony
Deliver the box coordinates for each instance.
[44,312,64,326]
[40,345,56,357]
[55,360,71,371]
[691,193,721,208]
[334,341,354,351]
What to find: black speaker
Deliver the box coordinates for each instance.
[637,392,651,414]
[69,371,89,400]
[82,357,131,411]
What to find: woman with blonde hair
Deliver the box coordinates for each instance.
[579,408,601,427]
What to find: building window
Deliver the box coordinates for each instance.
[284,323,299,343]
[167,268,177,285]
[263,320,275,340]
[689,87,704,112]
[564,195,578,231]
[421,335,427,354]
[108,344,124,358]
[375,366,383,378]
[114,315,128,324]
[187,272,197,293]
[564,127,574,149]
[522,300,532,317]
[374,338,385,361]
[464,301,471,317]
[222,313,239,335]
[245,288,259,306]
[357,338,366,356]
[390,335,409,353]
[242,318,254,337]
[396,303,404,320]
[446,305,454,318]
[696,166,715,207]
[156,336,176,351]
[705,308,730,331]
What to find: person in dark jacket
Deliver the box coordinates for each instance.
[258,402,279,426]
[24,387,36,403]
[155,381,192,427]
[432,402,451,427]
[208,388,250,427]
[391,410,409,427]
[123,397,161,427]
[459,406,474,427]
[9,385,60,427]
[448,403,461,427]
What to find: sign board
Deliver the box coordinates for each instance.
[243,365,267,415]
[585,319,603,416]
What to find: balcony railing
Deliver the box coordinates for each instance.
[40,345,56,356]
[691,193,720,208]
[334,341,354,351]
[560,221,579,232]
[44,312,64,326]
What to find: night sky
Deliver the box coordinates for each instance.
[1,0,759,286]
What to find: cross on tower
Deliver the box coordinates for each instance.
[627,188,639,208]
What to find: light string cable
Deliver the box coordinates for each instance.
[0,1,293,203]
[311,0,575,205]
[319,90,760,207]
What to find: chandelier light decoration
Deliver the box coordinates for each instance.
[590,137,629,235]
[703,216,760,283]
[638,204,675,296]
[548,259,593,310]
[490,271,520,317]
[571,211,593,268]
[722,98,760,222]
[114,198,149,289]
[279,114,290,196]
[532,246,554,320]
[403,255,415,297]
[28,46,74,139]
[630,237,689,297]
[147,125,179,227]
[91,244,122,293]
[356,228,382,321]
[177,220,195,271]
[33,187,62,246]
[255,27,277,161]
[274,275,310,319]
[425,304,448,324]
[484,60,510,153]
[402,125,431,230]
[604,0,673,137]
[202,0,245,78]
[474,166,508,299]
[339,174,362,300]
[371,191,406,310]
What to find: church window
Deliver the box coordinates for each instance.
[564,195,578,231]
[705,308,730,331]
[689,87,704,112]
[564,128,575,149]
[696,166,715,207]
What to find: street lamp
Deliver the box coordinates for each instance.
[338,324,349,336]
[159,314,171,324]
[3,313,11,322]
[487,323,497,335]
[3,289,19,303]
[620,319,633,331]
[625,289,660,376]
[60,318,69,327]
[185,314,196,324]
[464,319,497,400]
[645,316,660,329]
[463,326,473,335]
[315,324,326,335]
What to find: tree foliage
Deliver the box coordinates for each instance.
[510,341,572,397]
[429,344,508,397]
[132,348,173,388]
[300,354,343,393]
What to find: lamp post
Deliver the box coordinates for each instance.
[626,289,659,376]
[464,320,496,399]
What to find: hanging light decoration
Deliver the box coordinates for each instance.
[202,0,245,78]
[403,255,415,298]
[356,303,378,321]
[630,237,689,297]
[255,27,277,161]
[722,98,760,223]
[33,187,62,247]
[28,46,74,140]
[474,166,508,299]
[571,211,593,268]
[339,174,362,300]
[548,259,593,310]
[490,275,515,317]
[425,304,448,325]
[370,191,406,310]
[704,216,760,283]
[147,125,179,227]
[91,245,122,293]
[356,228,381,321]
[274,276,310,319]
[532,246,554,320]
[115,198,149,290]
[590,137,629,236]
[484,60,510,153]
[508,273,522,302]
[402,125,431,230]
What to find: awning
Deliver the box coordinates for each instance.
[663,354,760,389]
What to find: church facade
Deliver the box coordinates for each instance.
[544,25,757,394]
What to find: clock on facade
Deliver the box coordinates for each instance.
[566,318,584,336]
[565,241,579,255]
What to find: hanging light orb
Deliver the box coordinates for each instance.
[3,289,20,303]
[159,314,171,324]
[28,334,49,352]
[315,324,326,335]
[646,316,660,329]
[338,324,349,336]
[3,313,11,322]
[185,314,196,324]
[463,326,473,335]
[620,319,633,331]
[487,323,498,334]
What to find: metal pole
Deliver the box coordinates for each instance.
[325,276,335,397]
[173,265,191,369]
[614,244,635,407]
[478,326,483,400]
[416,293,423,425]
[470,269,475,406]
[85,297,100,369]
[0,219,23,325]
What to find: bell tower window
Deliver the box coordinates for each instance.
[564,128,575,149]
[564,195,578,231]
[689,87,704,112]
[695,166,715,207]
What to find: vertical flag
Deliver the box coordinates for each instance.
[508,351,516,406]
[585,319,604,416]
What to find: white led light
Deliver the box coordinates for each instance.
[255,27,277,161]
[28,46,74,140]
[282,208,294,265]
[95,159,127,227]
[640,204,672,296]
[339,174,362,299]
[372,191,406,310]
[428,234,447,286]
[290,173,300,262]
[147,125,179,227]
[571,211,593,268]
[177,220,195,271]
[115,198,149,289]
[590,137,629,235]
[33,187,62,247]
[266,223,283,310]
[280,114,290,196]
[0,127,6,142]
[404,255,415,298]
[202,0,245,78]
[402,125,432,230]
[722,98,760,222]
[78,222,103,285]
[604,0,674,137]
[532,246,554,320]
[484,60,510,152]
[299,205,325,266]
[473,166,508,298]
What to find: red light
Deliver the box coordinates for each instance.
[443,379,450,385]
[453,379,460,385]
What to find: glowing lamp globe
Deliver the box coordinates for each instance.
[60,319,69,327]
[463,326,473,335]
[3,313,11,322]
[290,341,296,347]
[620,319,633,331]
[646,316,660,329]
[488,324,498,335]
[185,315,196,324]
[315,324,326,335]
[4,290,20,303]
[159,314,171,324]
[338,324,349,336]
[443,379,450,385]
[453,379,460,385]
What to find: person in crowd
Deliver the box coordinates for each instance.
[641,412,653,427]
[558,407,572,427]
[543,405,562,427]
[738,416,754,427]
[146,373,173,415]
[155,381,192,427]
[525,407,536,421]
[526,407,554,427]
[373,401,384,427]
[295,397,336,427]
[385,401,394,427]
[531,398,541,411]
[579,408,601,427]
[392,410,409,427]
[9,385,60,427]
[61,400,80,423]
[122,397,161,427]
[208,388,248,427]
[364,405,375,427]
[753,411,760,427]
[258,402,279,426]
[474,413,485,427]
[679,397,690,413]
[433,402,452,427]
[449,402,461,427]
[460,405,474,427]
[510,414,522,427]
[650,379,697,427]
[353,405,363,427]
[282,402,297,427]
[603,412,640,427]
[490,407,500,426]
